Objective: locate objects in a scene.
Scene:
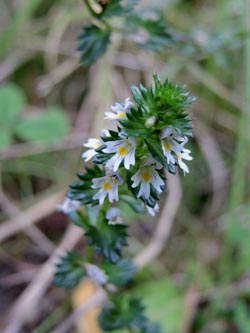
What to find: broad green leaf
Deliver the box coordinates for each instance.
[131,278,185,332]
[0,84,25,127]
[0,131,13,149]
[15,107,70,145]
[0,84,25,148]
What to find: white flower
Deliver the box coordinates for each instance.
[92,171,123,205]
[85,263,108,285]
[82,130,110,162]
[106,207,123,225]
[104,97,133,120]
[82,138,102,162]
[131,158,165,199]
[161,127,193,174]
[146,203,160,216]
[57,197,80,214]
[103,136,137,171]
[176,148,193,174]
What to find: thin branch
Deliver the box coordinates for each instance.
[0,190,55,254]
[4,224,84,333]
[0,132,85,160]
[134,171,182,269]
[194,120,228,220]
[0,191,64,243]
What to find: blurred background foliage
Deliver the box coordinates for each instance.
[0,0,249,332]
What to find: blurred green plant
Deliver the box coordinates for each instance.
[0,84,70,149]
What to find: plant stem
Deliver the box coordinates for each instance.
[83,0,100,18]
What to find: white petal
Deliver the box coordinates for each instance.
[131,171,141,187]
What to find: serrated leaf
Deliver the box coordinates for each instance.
[125,10,174,53]
[68,166,104,205]
[99,296,162,332]
[54,251,86,288]
[145,139,168,168]
[102,258,136,287]
[15,108,70,145]
[86,220,129,264]
[100,0,138,19]
[78,25,111,66]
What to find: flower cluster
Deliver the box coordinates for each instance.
[78,75,195,216]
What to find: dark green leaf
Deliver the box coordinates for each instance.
[100,0,138,19]
[125,10,174,53]
[86,219,129,264]
[102,258,136,287]
[145,139,168,168]
[68,166,104,205]
[78,25,111,66]
[54,251,86,288]
[99,296,162,332]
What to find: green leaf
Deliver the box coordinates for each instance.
[0,84,25,148]
[99,296,162,332]
[78,25,111,67]
[68,166,104,205]
[0,131,12,149]
[54,251,86,288]
[130,278,185,332]
[102,258,136,287]
[145,139,168,168]
[100,0,139,19]
[129,75,196,134]
[15,108,70,145]
[86,220,129,264]
[120,195,145,214]
[126,10,174,53]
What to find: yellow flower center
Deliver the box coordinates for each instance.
[118,112,126,118]
[141,172,152,182]
[164,142,171,151]
[118,146,129,156]
[103,182,113,191]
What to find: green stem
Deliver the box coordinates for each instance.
[83,0,101,18]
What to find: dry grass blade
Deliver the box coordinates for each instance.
[4,224,84,333]
[0,191,64,243]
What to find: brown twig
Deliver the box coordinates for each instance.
[194,121,228,220]
[0,191,64,243]
[134,171,182,269]
[4,224,84,333]
[0,190,55,254]
[0,132,84,160]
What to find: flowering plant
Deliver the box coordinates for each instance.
[55,74,196,332]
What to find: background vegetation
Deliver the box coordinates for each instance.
[0,0,249,332]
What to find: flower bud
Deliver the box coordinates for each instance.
[145,116,157,128]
